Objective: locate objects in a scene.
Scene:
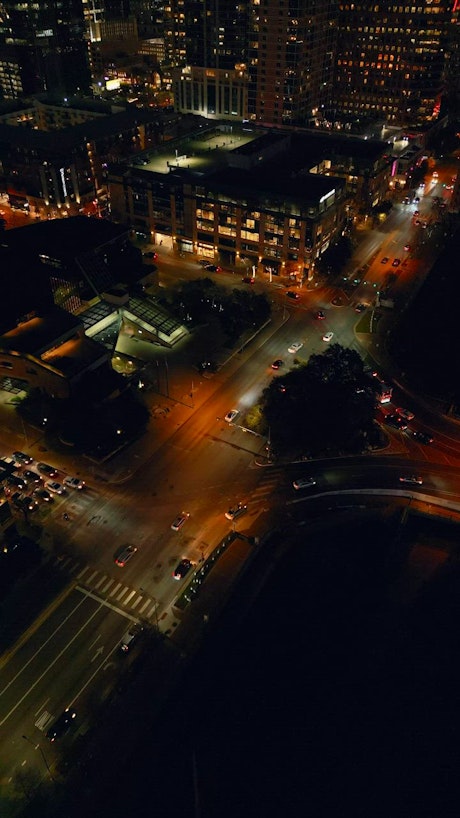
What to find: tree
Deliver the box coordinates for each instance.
[261,345,375,455]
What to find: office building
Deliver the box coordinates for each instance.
[331,0,451,126]
[0,0,91,99]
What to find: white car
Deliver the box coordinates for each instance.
[45,480,66,495]
[292,477,317,491]
[396,407,415,422]
[225,503,248,521]
[399,475,423,486]
[63,476,86,490]
[224,409,239,423]
[288,342,303,354]
[171,512,190,531]
[322,331,334,342]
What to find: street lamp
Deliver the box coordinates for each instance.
[22,735,55,782]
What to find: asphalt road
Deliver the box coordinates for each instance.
[1,164,460,805]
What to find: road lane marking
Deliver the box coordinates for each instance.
[123,590,136,605]
[0,602,104,725]
[0,595,88,699]
[75,586,140,622]
[93,575,107,589]
[86,570,99,584]
[101,578,115,593]
[77,566,90,580]
[69,643,121,708]
[147,602,158,618]
[131,595,142,609]
[88,635,101,651]
[139,599,151,614]
[116,587,129,601]
[34,698,50,717]
[109,583,122,597]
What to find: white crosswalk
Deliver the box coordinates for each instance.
[52,554,159,623]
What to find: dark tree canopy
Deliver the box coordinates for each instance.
[262,344,376,455]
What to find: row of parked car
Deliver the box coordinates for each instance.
[1,451,86,511]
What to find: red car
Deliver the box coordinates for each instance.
[242,276,254,284]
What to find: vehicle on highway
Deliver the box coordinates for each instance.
[286,291,300,300]
[288,342,303,354]
[37,462,58,477]
[322,331,334,342]
[12,451,33,465]
[242,276,254,284]
[399,475,423,486]
[114,545,138,567]
[45,480,66,495]
[22,469,42,484]
[315,310,325,319]
[292,477,317,490]
[225,502,248,521]
[171,512,190,532]
[396,407,415,421]
[271,359,284,370]
[173,558,193,580]
[355,303,367,313]
[33,487,54,502]
[120,624,143,653]
[392,258,401,267]
[224,409,239,423]
[384,414,407,431]
[381,257,389,264]
[63,476,86,490]
[46,708,77,742]
[411,430,434,445]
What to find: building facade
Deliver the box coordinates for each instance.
[331,0,451,127]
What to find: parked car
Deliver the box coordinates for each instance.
[114,545,137,567]
[63,476,86,490]
[143,250,158,260]
[45,480,66,495]
[292,477,317,490]
[173,558,193,580]
[33,487,54,503]
[12,451,33,465]
[225,503,248,521]
[399,475,423,486]
[22,470,42,484]
[396,407,415,421]
[37,462,58,477]
[224,409,239,423]
[171,512,190,532]
[46,708,77,742]
[6,475,27,490]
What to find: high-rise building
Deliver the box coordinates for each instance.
[247,0,337,127]
[330,0,451,126]
[183,0,249,70]
[0,0,91,99]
